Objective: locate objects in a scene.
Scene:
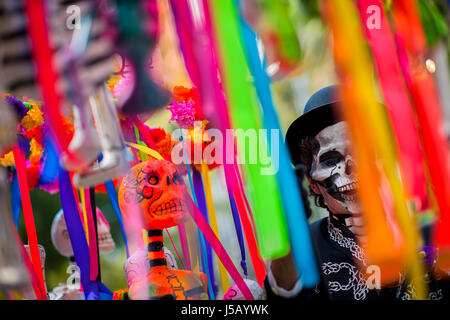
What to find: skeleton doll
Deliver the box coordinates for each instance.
[51,207,115,257]
[222,279,264,300]
[117,159,208,300]
[49,207,115,300]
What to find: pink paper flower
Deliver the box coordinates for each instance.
[166,99,196,128]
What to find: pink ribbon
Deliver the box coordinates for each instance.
[357,0,429,211]
[185,195,254,300]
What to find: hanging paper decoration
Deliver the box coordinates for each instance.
[321,0,426,298]
[391,0,450,276]
[0,0,449,303]
[169,0,266,286]
[357,0,430,213]
[237,1,320,288]
[209,0,291,263]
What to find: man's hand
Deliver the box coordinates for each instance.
[270,252,299,291]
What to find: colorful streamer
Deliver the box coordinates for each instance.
[357,0,429,212]
[229,164,266,286]
[58,166,112,300]
[192,167,217,296]
[228,194,248,276]
[169,0,266,285]
[11,172,21,229]
[12,145,47,299]
[237,1,320,288]
[165,228,186,269]
[209,0,290,261]
[24,0,72,157]
[200,163,230,292]
[84,189,99,282]
[105,180,130,258]
[321,0,426,298]
[177,223,191,270]
[179,129,215,300]
[391,0,450,275]
[125,141,165,160]
[185,195,254,300]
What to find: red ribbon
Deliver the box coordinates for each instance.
[13,145,47,299]
[392,0,450,270]
[357,0,429,211]
[24,0,74,159]
[185,195,254,300]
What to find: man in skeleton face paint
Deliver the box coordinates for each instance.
[264,85,450,301]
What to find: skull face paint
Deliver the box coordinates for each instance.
[310,121,361,214]
[118,160,188,230]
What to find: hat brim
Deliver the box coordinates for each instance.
[286,103,341,165]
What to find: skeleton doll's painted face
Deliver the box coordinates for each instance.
[118,160,188,230]
[309,121,361,215]
[51,208,115,257]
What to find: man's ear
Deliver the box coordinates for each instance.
[307,177,322,195]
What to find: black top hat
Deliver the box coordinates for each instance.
[286,85,343,166]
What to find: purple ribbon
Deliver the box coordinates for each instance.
[192,167,217,295]
[58,166,112,300]
[229,194,248,276]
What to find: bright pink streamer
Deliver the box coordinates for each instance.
[357,0,429,211]
[177,224,191,270]
[166,228,186,269]
[185,195,254,299]
[199,0,266,285]
[170,0,265,286]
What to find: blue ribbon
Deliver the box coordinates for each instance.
[236,2,320,288]
[40,136,59,185]
[58,166,112,300]
[11,171,21,229]
[105,180,130,258]
[179,130,215,300]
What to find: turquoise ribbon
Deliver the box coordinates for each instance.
[237,1,320,288]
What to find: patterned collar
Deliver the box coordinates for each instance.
[327,216,367,264]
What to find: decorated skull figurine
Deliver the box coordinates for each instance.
[51,207,115,257]
[223,279,264,300]
[118,159,188,229]
[309,121,361,215]
[117,159,208,300]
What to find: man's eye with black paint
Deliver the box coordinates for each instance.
[319,151,343,167]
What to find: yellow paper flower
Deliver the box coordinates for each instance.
[21,103,44,130]
[29,138,43,164]
[0,151,14,167]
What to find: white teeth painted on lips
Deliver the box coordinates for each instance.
[337,182,357,193]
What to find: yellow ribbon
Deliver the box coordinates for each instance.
[125,142,165,160]
[79,188,89,245]
[185,218,200,273]
[200,162,230,293]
